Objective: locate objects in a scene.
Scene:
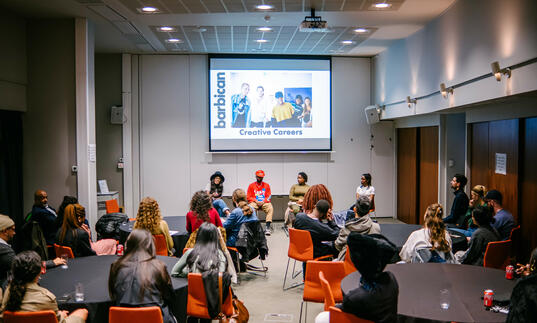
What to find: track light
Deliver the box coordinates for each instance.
[406,96,416,108]
[491,61,511,81]
[440,83,453,98]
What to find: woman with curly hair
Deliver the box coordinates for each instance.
[400,204,455,263]
[301,184,333,214]
[134,197,174,255]
[0,251,88,322]
[186,191,222,233]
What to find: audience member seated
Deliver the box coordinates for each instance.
[205,171,230,218]
[315,232,399,323]
[355,173,375,214]
[0,251,88,323]
[400,204,455,263]
[294,199,340,260]
[247,170,274,235]
[335,196,380,260]
[443,174,469,227]
[56,196,81,229]
[31,189,59,245]
[224,189,257,247]
[108,229,176,323]
[455,206,500,266]
[484,190,516,240]
[186,191,223,234]
[507,247,537,323]
[450,185,487,237]
[134,197,174,255]
[0,215,64,289]
[285,172,310,227]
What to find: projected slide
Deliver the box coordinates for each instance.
[209,56,331,151]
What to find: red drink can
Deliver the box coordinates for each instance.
[484,289,494,307]
[117,244,124,256]
[506,265,514,279]
[41,261,46,274]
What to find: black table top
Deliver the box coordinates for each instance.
[119,216,188,236]
[341,263,515,323]
[379,223,467,253]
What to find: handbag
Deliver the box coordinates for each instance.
[217,273,249,323]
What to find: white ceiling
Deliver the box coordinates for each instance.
[1,0,456,56]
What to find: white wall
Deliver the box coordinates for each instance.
[127,55,395,217]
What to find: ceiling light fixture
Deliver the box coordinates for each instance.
[341,40,355,45]
[166,38,183,43]
[354,28,369,33]
[374,2,391,9]
[256,4,274,10]
[257,27,273,32]
[140,6,159,13]
[158,26,176,32]
[406,96,417,108]
[255,39,269,43]
[491,61,511,81]
[440,83,454,98]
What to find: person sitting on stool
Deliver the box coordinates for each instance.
[247,170,274,235]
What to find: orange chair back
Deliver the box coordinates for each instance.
[288,228,315,262]
[304,261,345,303]
[152,234,168,256]
[329,306,374,323]
[509,225,521,258]
[53,244,74,258]
[4,310,58,323]
[484,240,512,269]
[109,306,163,323]
[319,271,335,311]
[187,273,233,319]
[343,250,357,275]
[105,199,120,214]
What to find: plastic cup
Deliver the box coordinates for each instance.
[75,283,84,302]
[440,289,450,310]
[61,254,68,269]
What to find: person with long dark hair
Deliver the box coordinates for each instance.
[0,251,88,322]
[356,173,375,213]
[186,191,223,234]
[109,229,176,323]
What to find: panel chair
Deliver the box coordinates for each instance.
[300,260,345,323]
[152,234,168,256]
[329,307,374,323]
[53,244,74,258]
[187,273,233,320]
[109,306,163,323]
[4,310,58,323]
[105,199,120,214]
[483,240,512,270]
[283,228,333,291]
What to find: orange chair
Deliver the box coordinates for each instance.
[187,273,233,319]
[53,244,74,258]
[283,228,333,290]
[300,260,345,323]
[329,306,374,323]
[484,240,512,269]
[509,225,521,261]
[343,250,357,275]
[319,271,335,311]
[109,306,163,323]
[4,310,58,323]
[152,234,168,256]
[105,199,120,214]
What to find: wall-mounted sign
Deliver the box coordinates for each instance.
[495,153,507,175]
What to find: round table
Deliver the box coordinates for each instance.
[341,263,515,323]
[119,216,189,256]
[40,255,187,323]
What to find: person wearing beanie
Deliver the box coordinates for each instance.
[247,170,274,235]
[316,232,399,323]
[484,190,516,240]
[205,171,230,218]
[334,196,381,260]
[0,214,64,289]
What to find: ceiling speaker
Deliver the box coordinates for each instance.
[364,105,380,125]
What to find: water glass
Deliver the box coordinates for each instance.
[61,254,69,269]
[75,283,84,302]
[440,289,450,310]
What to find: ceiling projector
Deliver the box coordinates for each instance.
[299,8,330,32]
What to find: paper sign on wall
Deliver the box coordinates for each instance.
[495,153,507,175]
[88,144,96,163]
[98,180,109,193]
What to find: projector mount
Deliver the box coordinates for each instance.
[299,8,329,32]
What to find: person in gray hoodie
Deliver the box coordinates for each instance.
[335,196,381,260]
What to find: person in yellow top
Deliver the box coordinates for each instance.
[134,197,174,255]
[285,172,310,228]
[271,91,295,127]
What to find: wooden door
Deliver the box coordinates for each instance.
[397,128,418,224]
[470,122,490,189]
[418,126,439,224]
[520,117,537,259]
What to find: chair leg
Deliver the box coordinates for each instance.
[283,258,304,291]
[299,301,304,323]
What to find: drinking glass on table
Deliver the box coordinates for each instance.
[75,283,84,302]
[440,289,450,310]
[61,254,69,269]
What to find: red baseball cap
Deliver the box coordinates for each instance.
[255,170,265,177]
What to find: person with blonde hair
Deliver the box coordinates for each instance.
[400,204,455,263]
[224,189,258,247]
[451,185,487,237]
[134,197,174,255]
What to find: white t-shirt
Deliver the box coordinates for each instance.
[399,228,453,263]
[356,185,375,197]
[250,96,271,123]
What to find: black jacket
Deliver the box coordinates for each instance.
[236,221,268,261]
[444,189,469,226]
[293,213,340,258]
[31,205,59,245]
[0,242,55,288]
[96,212,129,240]
[507,274,537,323]
[55,228,96,257]
[461,225,500,266]
[202,271,232,319]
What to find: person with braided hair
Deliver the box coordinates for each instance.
[134,197,174,256]
[0,251,88,322]
[399,203,455,263]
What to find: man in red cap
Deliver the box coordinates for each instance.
[247,170,274,235]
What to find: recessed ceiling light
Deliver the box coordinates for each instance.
[257,27,273,32]
[166,38,183,43]
[374,2,391,8]
[140,6,159,13]
[255,4,274,10]
[158,26,176,32]
[341,40,355,45]
[354,28,368,33]
[255,39,269,43]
